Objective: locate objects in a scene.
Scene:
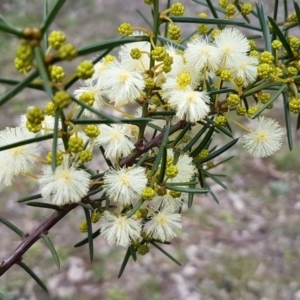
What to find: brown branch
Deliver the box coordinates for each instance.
[0,203,77,276]
[0,120,186,277]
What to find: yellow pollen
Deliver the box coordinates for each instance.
[55,170,73,182]
[119,71,130,84]
[9,146,25,156]
[254,130,268,143]
[119,174,130,186]
[156,214,167,225]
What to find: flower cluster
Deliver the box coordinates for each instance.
[1,0,293,269]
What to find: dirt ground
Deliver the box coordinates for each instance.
[0,1,300,299]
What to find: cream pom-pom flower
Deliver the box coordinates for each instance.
[39,154,91,205]
[240,116,285,157]
[0,126,40,186]
[99,211,142,247]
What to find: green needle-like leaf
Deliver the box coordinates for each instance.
[71,96,120,123]
[127,198,145,219]
[268,17,293,58]
[157,146,167,184]
[71,118,151,125]
[0,133,53,152]
[197,138,239,164]
[42,0,49,51]
[165,185,209,194]
[51,110,60,172]
[170,17,260,31]
[74,229,101,248]
[18,193,43,203]
[40,234,60,269]
[150,123,170,177]
[40,0,66,34]
[77,36,150,56]
[157,36,186,50]
[136,9,152,28]
[34,46,53,98]
[26,202,61,211]
[18,261,48,293]
[0,70,38,107]
[118,247,131,278]
[293,1,300,30]
[256,3,272,52]
[150,241,181,266]
[282,93,293,150]
[0,216,25,238]
[251,84,287,118]
[200,169,227,189]
[83,207,94,262]
[0,22,24,38]
[190,126,214,157]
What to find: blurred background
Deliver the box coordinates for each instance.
[0,1,300,299]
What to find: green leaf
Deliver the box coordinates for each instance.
[205,0,219,19]
[0,216,24,238]
[40,234,60,269]
[99,145,113,168]
[157,35,186,51]
[200,169,227,189]
[282,93,293,150]
[182,122,210,152]
[135,151,150,167]
[130,245,137,262]
[71,96,120,123]
[18,261,48,293]
[83,207,94,262]
[297,114,300,130]
[256,3,272,52]
[170,16,260,31]
[149,123,170,177]
[40,0,66,34]
[42,0,49,51]
[78,202,93,210]
[169,122,191,147]
[209,189,220,204]
[71,118,151,125]
[17,193,42,203]
[157,146,167,184]
[190,125,214,157]
[0,77,45,91]
[251,84,287,118]
[294,1,300,30]
[0,22,24,38]
[188,192,195,208]
[118,247,131,278]
[0,70,38,107]
[243,81,283,97]
[0,133,53,152]
[51,110,60,172]
[136,9,152,28]
[34,46,53,98]
[268,17,293,58]
[127,198,145,219]
[74,229,101,248]
[77,36,150,57]
[205,117,233,138]
[26,202,61,211]
[150,241,181,266]
[197,138,239,164]
[165,185,209,194]
[273,0,279,21]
